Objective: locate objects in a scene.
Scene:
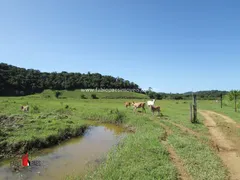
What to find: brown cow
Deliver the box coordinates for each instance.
[132,101,146,113]
[124,102,131,108]
[150,105,160,115]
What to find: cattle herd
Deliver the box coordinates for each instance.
[125,99,160,115]
[20,99,160,115]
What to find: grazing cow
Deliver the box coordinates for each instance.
[147,99,156,107]
[132,102,146,113]
[150,105,160,115]
[124,102,131,108]
[21,105,29,112]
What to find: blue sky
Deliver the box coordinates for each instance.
[0,0,239,93]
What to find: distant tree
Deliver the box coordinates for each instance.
[228,90,240,101]
[148,91,155,99]
[227,90,240,112]
[55,91,62,98]
[174,95,183,100]
[155,93,163,100]
[91,94,98,99]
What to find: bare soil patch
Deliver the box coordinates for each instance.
[202,110,237,124]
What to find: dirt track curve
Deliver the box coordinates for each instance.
[199,110,240,180]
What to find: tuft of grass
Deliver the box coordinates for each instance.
[80,94,87,99]
[30,105,40,113]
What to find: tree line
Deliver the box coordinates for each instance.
[0,63,141,96]
[145,89,229,100]
[0,63,233,100]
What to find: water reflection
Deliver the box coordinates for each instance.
[0,124,125,180]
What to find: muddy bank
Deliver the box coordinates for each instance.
[0,125,88,159]
[0,108,130,160]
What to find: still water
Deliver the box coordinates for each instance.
[0,124,125,180]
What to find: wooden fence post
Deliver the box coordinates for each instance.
[193,95,197,123]
[190,102,193,122]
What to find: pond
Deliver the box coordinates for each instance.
[0,123,125,180]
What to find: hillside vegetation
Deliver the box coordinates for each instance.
[0,63,142,96]
[39,90,148,99]
[147,90,228,100]
[0,63,232,101]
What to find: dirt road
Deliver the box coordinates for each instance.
[199,110,240,180]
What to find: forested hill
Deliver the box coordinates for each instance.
[0,63,141,96]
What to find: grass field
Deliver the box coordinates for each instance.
[1,92,240,180]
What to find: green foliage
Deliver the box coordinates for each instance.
[91,94,98,99]
[146,90,229,100]
[0,97,232,179]
[0,63,141,96]
[146,91,163,100]
[40,90,148,99]
[80,94,87,99]
[30,105,40,113]
[228,90,240,101]
[107,108,126,124]
[55,91,62,98]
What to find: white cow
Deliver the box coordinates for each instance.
[21,105,29,112]
[147,99,156,107]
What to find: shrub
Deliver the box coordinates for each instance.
[31,105,40,113]
[55,91,62,98]
[80,94,87,99]
[108,108,126,124]
[91,94,98,99]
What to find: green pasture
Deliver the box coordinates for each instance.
[1,92,239,180]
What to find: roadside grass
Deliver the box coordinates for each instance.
[154,100,209,135]
[147,100,229,180]
[155,118,228,180]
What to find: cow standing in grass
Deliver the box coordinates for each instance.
[147,99,156,107]
[124,102,131,108]
[150,105,160,115]
[132,102,146,113]
[21,105,29,112]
